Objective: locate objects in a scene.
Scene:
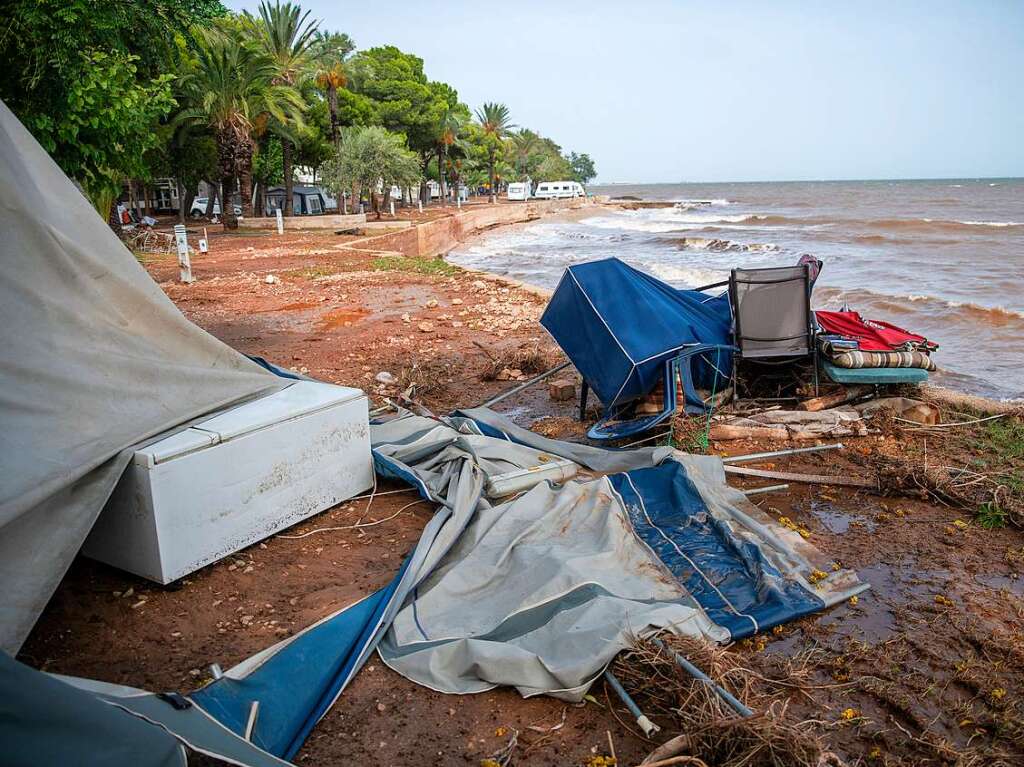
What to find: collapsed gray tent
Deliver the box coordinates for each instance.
[0,99,285,653]
[372,409,867,699]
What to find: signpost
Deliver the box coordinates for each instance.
[173,224,194,283]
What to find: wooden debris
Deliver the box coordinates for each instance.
[710,424,789,441]
[855,396,939,425]
[798,385,872,412]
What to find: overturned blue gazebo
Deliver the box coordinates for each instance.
[540,258,734,438]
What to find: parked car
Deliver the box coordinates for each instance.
[190,197,241,218]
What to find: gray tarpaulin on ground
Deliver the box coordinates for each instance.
[0,100,284,653]
[371,409,866,701]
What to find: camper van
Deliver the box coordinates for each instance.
[506,182,531,201]
[534,181,585,199]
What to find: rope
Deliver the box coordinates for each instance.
[697,348,722,451]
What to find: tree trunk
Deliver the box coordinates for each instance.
[328,86,339,145]
[255,183,266,218]
[382,186,392,218]
[204,182,217,217]
[282,139,294,216]
[176,177,187,224]
[221,175,238,229]
[238,133,255,220]
[488,153,496,204]
[438,150,447,206]
[370,190,380,220]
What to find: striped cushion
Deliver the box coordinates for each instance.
[830,350,936,371]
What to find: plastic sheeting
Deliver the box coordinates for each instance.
[0,101,284,653]
[540,258,732,408]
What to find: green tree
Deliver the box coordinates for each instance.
[0,0,218,216]
[434,99,471,204]
[474,102,514,202]
[311,31,355,145]
[348,46,452,194]
[510,129,541,181]
[569,151,597,184]
[246,0,319,215]
[322,126,421,219]
[175,26,305,228]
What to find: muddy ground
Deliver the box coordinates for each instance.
[20,221,1024,766]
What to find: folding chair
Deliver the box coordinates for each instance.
[729,264,818,398]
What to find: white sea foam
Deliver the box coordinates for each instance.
[644,263,727,288]
[958,220,1021,227]
[672,198,732,206]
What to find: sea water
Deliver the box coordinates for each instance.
[447,179,1024,400]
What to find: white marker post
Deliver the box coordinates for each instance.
[389,200,395,217]
[174,224,194,283]
[275,208,284,235]
[418,198,423,213]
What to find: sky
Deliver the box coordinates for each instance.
[226,0,1024,183]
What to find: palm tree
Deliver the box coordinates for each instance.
[312,31,354,146]
[435,107,464,205]
[475,102,514,202]
[511,129,540,180]
[176,28,305,228]
[248,1,319,216]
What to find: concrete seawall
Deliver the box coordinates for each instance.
[331,197,594,259]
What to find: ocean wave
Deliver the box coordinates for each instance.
[955,220,1022,227]
[747,214,1022,232]
[672,198,732,208]
[667,236,779,253]
[579,213,757,233]
[815,286,1024,325]
[644,263,728,288]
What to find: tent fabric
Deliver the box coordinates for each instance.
[190,410,593,758]
[376,417,866,698]
[0,652,185,767]
[192,408,866,748]
[540,258,732,408]
[0,100,285,653]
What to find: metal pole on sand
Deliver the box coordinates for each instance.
[649,636,754,718]
[477,361,573,409]
[604,669,660,737]
[723,443,844,464]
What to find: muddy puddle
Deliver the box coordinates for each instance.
[317,307,371,330]
[810,500,877,533]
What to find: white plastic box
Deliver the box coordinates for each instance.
[83,381,373,583]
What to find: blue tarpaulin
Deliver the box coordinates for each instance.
[608,462,826,640]
[540,258,733,408]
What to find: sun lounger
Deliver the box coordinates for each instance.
[822,360,929,385]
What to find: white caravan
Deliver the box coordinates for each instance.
[506,182,531,201]
[534,181,585,199]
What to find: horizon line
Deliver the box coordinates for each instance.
[590,175,1024,185]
